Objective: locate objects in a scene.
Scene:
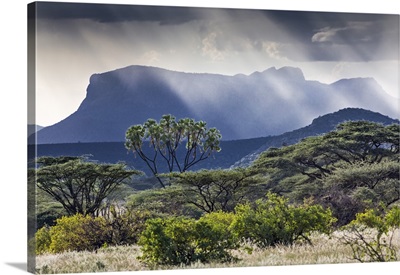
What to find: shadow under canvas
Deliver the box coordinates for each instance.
[6,262,27,272]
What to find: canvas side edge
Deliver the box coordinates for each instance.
[27,2,37,274]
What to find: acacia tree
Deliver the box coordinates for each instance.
[35,156,141,216]
[125,114,222,188]
[253,121,400,225]
[170,168,262,213]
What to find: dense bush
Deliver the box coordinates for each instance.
[196,211,239,262]
[106,207,155,245]
[34,214,110,254]
[35,226,51,255]
[198,211,236,243]
[138,214,238,266]
[35,208,155,255]
[230,192,336,247]
[138,194,336,266]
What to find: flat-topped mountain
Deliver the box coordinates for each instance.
[31,65,398,144]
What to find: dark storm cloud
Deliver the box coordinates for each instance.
[34,2,398,62]
[262,10,399,61]
[34,1,205,24]
[263,10,395,41]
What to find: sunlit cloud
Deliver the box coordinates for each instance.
[141,50,161,64]
[201,31,226,61]
[262,41,285,59]
[312,21,374,44]
[312,27,342,43]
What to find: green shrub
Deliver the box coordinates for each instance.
[138,215,238,266]
[138,217,195,266]
[196,211,239,262]
[386,207,400,227]
[49,214,110,253]
[199,211,235,235]
[230,192,336,247]
[35,226,51,255]
[340,206,400,262]
[34,208,155,255]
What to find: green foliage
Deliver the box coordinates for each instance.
[138,217,198,266]
[230,193,336,248]
[170,168,263,213]
[48,214,110,253]
[37,208,66,229]
[323,159,399,225]
[35,156,141,216]
[194,217,239,263]
[386,207,400,227]
[327,160,399,206]
[340,206,400,262]
[34,208,155,254]
[199,211,236,230]
[35,226,51,255]
[125,115,222,188]
[36,188,68,229]
[198,211,239,254]
[126,186,202,218]
[138,215,238,266]
[252,121,400,225]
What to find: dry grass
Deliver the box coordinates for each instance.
[183,232,357,270]
[35,246,145,274]
[35,230,400,274]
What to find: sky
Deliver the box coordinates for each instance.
[31,1,399,126]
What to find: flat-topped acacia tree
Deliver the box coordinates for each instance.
[34,156,141,216]
[125,114,222,188]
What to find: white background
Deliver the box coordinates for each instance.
[0,1,399,275]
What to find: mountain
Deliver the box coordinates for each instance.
[231,108,399,168]
[28,124,43,137]
[30,108,398,176]
[31,65,398,144]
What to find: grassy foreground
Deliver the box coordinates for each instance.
[35,230,400,274]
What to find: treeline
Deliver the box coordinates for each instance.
[31,119,400,265]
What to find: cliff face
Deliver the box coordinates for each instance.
[33,65,398,144]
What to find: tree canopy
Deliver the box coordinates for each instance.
[252,121,400,225]
[125,114,222,188]
[34,156,141,216]
[169,168,262,213]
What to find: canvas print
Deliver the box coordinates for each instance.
[27,1,400,274]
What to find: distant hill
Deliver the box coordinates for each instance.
[28,124,43,137]
[31,65,398,144]
[30,108,398,175]
[30,136,270,177]
[231,108,399,168]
